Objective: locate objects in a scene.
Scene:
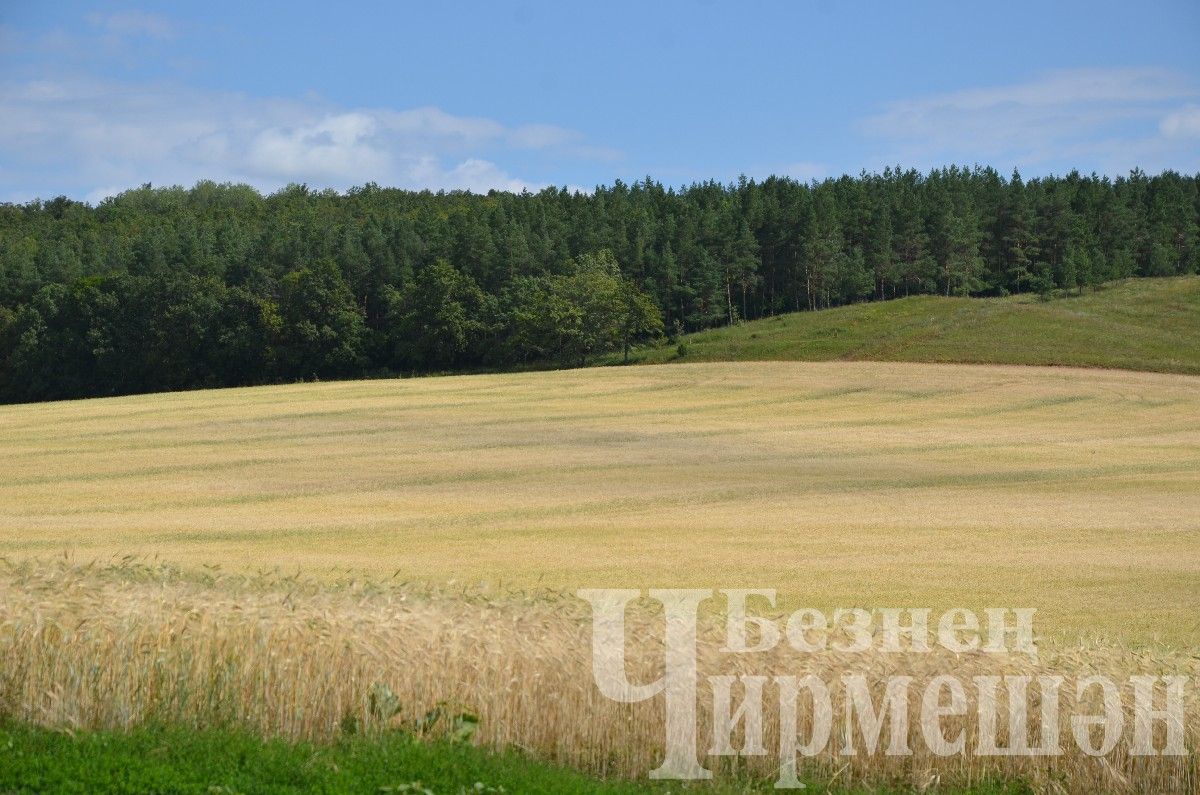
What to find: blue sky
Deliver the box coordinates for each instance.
[1,1,1198,202]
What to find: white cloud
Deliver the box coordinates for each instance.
[246,113,390,182]
[508,123,578,149]
[443,158,536,193]
[0,76,614,201]
[884,67,1192,114]
[1160,105,1200,139]
[860,67,1200,174]
[504,123,622,160]
[379,106,504,143]
[83,184,133,205]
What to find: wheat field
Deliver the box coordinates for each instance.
[1,560,1196,793]
[1,360,1198,646]
[3,360,1199,791]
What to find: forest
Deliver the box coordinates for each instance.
[0,166,1197,404]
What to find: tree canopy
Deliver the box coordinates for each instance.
[0,167,1196,403]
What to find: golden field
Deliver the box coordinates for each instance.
[3,361,1199,792]
[1,360,1198,646]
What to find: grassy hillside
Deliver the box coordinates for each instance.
[625,277,1200,374]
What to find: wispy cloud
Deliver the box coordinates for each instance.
[504,123,623,161]
[0,10,621,202]
[1160,105,1200,139]
[0,75,617,202]
[860,67,1200,174]
[87,10,176,40]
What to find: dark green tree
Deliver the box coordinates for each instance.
[383,259,494,371]
[277,258,366,379]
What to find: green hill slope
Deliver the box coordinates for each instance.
[626,276,1200,374]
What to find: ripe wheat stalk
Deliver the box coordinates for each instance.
[0,559,1195,793]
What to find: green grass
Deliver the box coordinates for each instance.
[623,277,1200,374]
[0,724,711,795]
[0,724,1029,795]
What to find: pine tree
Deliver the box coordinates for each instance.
[999,171,1038,293]
[938,209,986,296]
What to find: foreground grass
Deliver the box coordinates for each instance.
[0,723,1034,795]
[1,723,640,795]
[0,723,738,795]
[624,277,1200,374]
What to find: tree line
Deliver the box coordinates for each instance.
[0,166,1197,403]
